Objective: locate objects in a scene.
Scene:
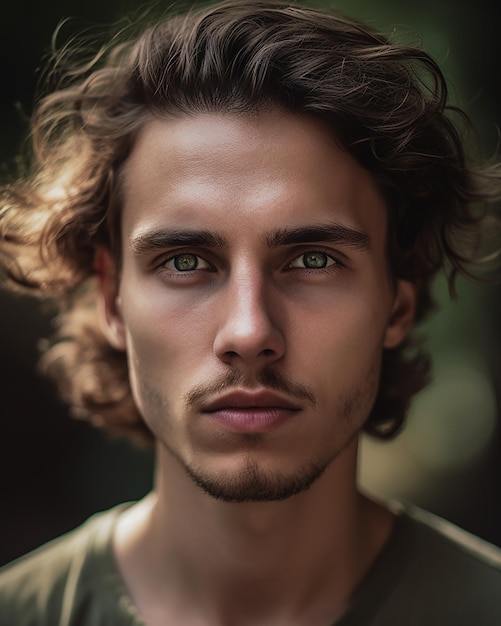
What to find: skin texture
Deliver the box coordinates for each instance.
[100,109,416,625]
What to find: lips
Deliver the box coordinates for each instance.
[201,390,302,433]
[202,390,302,412]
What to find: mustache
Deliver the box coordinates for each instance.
[184,368,316,409]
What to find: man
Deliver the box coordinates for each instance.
[0,1,500,624]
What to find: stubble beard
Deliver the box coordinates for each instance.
[179,454,331,503]
[144,364,380,504]
[175,438,360,503]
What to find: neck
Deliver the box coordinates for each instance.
[113,439,394,626]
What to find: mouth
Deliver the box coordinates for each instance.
[200,389,302,433]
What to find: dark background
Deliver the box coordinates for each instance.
[1,0,500,567]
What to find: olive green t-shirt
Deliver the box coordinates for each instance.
[1,502,500,625]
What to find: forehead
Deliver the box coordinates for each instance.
[119,110,387,246]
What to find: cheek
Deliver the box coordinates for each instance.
[299,305,385,426]
[118,281,216,412]
[293,281,390,351]
[289,287,389,392]
[120,278,215,357]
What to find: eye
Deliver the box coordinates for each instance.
[163,253,211,272]
[288,251,338,270]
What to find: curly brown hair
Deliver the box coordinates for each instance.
[1,0,499,444]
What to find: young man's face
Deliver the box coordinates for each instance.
[101,110,414,502]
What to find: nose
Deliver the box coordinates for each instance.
[213,267,285,368]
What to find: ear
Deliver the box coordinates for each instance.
[95,248,126,351]
[383,279,417,349]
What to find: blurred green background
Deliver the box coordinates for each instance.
[1,0,500,566]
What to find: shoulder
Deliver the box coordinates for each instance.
[0,504,134,626]
[398,502,501,581]
[380,502,501,624]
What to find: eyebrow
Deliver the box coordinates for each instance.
[130,229,227,254]
[265,223,371,250]
[130,222,371,255]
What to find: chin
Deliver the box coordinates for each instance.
[180,456,330,503]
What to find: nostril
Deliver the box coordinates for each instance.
[262,349,275,357]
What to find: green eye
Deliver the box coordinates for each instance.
[161,253,212,273]
[302,251,329,269]
[287,251,339,270]
[174,254,198,271]
[162,254,201,271]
